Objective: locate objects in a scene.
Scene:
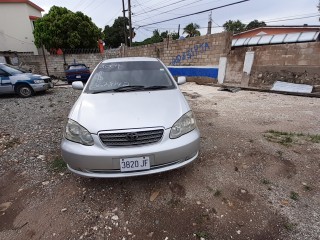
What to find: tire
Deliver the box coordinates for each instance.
[16,84,34,98]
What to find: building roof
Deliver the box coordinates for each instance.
[0,0,44,12]
[234,25,320,39]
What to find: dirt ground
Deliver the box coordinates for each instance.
[0,83,319,240]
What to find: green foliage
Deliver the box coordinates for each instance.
[50,157,67,172]
[183,23,201,37]
[223,19,266,34]
[104,17,130,48]
[33,6,103,50]
[132,29,179,47]
[223,20,246,34]
[245,19,267,31]
[290,191,299,201]
[264,130,320,146]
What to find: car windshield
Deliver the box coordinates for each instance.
[85,61,175,93]
[1,64,26,75]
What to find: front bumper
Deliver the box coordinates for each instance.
[61,128,200,178]
[30,83,50,92]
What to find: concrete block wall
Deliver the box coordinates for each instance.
[225,42,320,89]
[17,32,232,80]
[125,32,232,66]
[19,49,120,77]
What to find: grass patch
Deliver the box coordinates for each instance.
[283,222,296,231]
[264,130,320,146]
[206,186,214,192]
[4,137,20,149]
[290,191,299,201]
[261,178,271,185]
[50,157,67,172]
[303,185,312,191]
[194,231,210,238]
[214,190,222,197]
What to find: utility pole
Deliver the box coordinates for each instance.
[122,0,128,46]
[177,24,180,37]
[128,0,132,47]
[207,11,212,35]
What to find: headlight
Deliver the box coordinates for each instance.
[33,80,45,84]
[65,119,94,146]
[170,111,197,139]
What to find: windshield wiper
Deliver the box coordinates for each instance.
[91,85,169,94]
[113,85,145,92]
[91,89,116,94]
[143,86,169,90]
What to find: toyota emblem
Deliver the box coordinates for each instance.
[126,132,138,141]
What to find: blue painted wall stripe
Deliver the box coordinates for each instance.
[168,67,219,79]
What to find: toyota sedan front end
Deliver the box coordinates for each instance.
[61,57,200,178]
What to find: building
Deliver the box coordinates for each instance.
[0,0,44,55]
[233,25,320,39]
[232,25,320,47]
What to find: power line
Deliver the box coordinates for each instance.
[137,0,250,28]
[134,0,209,23]
[138,13,320,31]
[134,0,188,17]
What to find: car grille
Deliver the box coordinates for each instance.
[43,78,52,83]
[99,129,164,147]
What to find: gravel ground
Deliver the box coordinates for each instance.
[0,83,319,240]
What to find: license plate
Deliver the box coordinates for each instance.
[120,156,150,172]
[76,75,81,78]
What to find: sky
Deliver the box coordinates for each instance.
[32,0,320,42]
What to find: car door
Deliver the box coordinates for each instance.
[0,69,14,94]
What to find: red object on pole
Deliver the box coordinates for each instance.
[98,39,104,53]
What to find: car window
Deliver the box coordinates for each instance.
[68,65,86,70]
[85,61,175,93]
[0,69,9,77]
[1,64,25,75]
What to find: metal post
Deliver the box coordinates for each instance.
[128,0,132,47]
[122,0,128,46]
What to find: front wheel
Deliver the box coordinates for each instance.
[16,85,34,98]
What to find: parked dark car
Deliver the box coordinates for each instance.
[65,64,91,84]
[0,63,53,98]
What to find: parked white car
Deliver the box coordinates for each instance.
[61,57,200,178]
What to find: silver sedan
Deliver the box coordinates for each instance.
[61,57,200,178]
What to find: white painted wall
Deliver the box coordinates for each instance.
[0,3,42,54]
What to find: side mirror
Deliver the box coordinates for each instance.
[177,76,186,85]
[72,81,84,90]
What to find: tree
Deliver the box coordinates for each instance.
[33,6,103,50]
[245,20,266,31]
[223,20,246,34]
[103,17,130,48]
[132,29,179,46]
[183,23,201,37]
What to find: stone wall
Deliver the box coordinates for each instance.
[17,32,232,79]
[19,49,119,77]
[125,32,232,66]
[224,42,320,90]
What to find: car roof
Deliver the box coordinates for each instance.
[101,57,159,64]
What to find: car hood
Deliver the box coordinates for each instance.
[9,73,50,84]
[69,89,190,134]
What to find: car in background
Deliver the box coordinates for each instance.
[61,57,200,178]
[65,63,91,84]
[0,63,53,98]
